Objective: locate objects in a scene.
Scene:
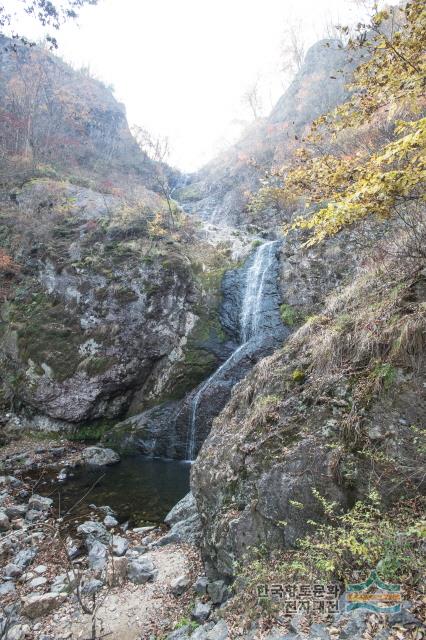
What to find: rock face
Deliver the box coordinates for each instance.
[107,241,288,459]
[192,254,426,578]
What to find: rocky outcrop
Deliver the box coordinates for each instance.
[192,254,426,578]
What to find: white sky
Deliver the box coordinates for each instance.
[5,0,369,171]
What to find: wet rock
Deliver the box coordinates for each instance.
[0,510,10,531]
[191,600,212,624]
[112,535,128,557]
[127,557,157,584]
[88,541,108,571]
[81,446,120,466]
[104,515,118,529]
[21,592,65,618]
[170,574,190,596]
[207,580,228,604]
[28,495,53,512]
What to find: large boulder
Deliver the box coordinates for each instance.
[21,593,66,618]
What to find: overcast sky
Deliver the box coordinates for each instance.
[5,0,369,171]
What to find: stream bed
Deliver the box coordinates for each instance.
[31,456,190,527]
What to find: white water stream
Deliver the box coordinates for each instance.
[185,241,279,461]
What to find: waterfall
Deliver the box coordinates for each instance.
[185,240,280,461]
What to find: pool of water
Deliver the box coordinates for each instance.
[32,456,190,527]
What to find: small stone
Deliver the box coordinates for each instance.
[5,624,31,640]
[21,592,65,618]
[28,495,53,512]
[193,576,209,594]
[5,505,27,520]
[25,509,44,523]
[28,576,47,589]
[0,581,16,595]
[80,578,104,595]
[191,600,212,624]
[77,521,110,547]
[207,580,228,605]
[170,574,190,596]
[104,515,118,529]
[88,541,108,571]
[4,563,22,578]
[13,547,37,569]
[106,556,128,586]
[112,535,128,557]
[34,565,47,574]
[127,557,157,584]
[0,510,10,531]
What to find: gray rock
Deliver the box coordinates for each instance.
[193,576,209,594]
[112,535,128,557]
[104,515,118,529]
[28,495,53,512]
[80,579,104,595]
[81,447,120,466]
[156,492,202,546]
[191,600,212,624]
[34,565,47,575]
[0,511,10,531]
[50,572,78,594]
[88,541,108,571]
[0,581,16,595]
[4,564,22,578]
[206,620,229,640]
[127,557,157,584]
[25,509,44,523]
[13,548,37,569]
[5,505,28,520]
[66,537,82,560]
[165,493,197,527]
[5,624,31,640]
[77,520,110,547]
[166,627,192,640]
[28,576,47,589]
[170,574,190,596]
[207,580,228,605]
[21,592,65,618]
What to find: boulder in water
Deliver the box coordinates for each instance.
[81,446,120,466]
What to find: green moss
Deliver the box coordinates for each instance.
[68,419,114,443]
[83,355,117,377]
[291,368,305,383]
[280,304,305,328]
[11,290,85,382]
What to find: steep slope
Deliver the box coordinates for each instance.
[192,244,426,578]
[177,39,361,229]
[0,37,245,434]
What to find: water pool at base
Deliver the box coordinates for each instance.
[34,456,191,527]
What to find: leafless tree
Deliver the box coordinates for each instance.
[131,126,176,228]
[242,80,263,120]
[281,20,306,75]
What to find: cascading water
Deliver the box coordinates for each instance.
[185,240,281,461]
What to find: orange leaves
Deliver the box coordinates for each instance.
[0,249,19,274]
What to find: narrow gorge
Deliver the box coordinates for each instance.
[0,3,424,639]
